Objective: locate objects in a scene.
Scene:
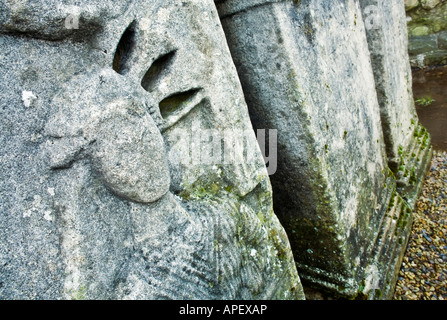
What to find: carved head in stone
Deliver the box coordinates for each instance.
[42,0,268,203]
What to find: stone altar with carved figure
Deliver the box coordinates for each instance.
[0,0,303,300]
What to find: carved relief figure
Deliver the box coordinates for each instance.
[0,0,303,299]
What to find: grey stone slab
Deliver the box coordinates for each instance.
[423,49,447,65]
[360,0,432,209]
[216,0,414,298]
[0,0,304,299]
[408,35,439,55]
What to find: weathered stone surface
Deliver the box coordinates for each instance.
[0,0,132,41]
[408,34,447,67]
[0,0,304,299]
[215,0,426,299]
[405,0,420,10]
[408,35,439,55]
[421,49,447,65]
[406,0,447,35]
[359,1,433,299]
[421,0,443,10]
[438,31,447,49]
[405,0,447,67]
[360,0,433,209]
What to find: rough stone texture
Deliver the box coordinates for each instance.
[406,0,447,35]
[439,31,447,49]
[216,0,427,299]
[405,0,447,67]
[359,0,433,208]
[405,0,420,10]
[0,0,304,299]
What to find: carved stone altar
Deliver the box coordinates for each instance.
[0,0,303,299]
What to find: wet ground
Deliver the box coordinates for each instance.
[413,65,447,151]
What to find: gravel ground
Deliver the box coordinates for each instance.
[393,149,447,300]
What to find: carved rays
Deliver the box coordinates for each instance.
[112,20,206,133]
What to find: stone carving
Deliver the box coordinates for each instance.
[0,0,303,299]
[215,0,427,299]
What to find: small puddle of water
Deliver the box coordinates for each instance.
[412,65,447,151]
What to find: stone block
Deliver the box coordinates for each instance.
[216,0,428,299]
[423,49,447,65]
[405,0,420,11]
[408,35,439,54]
[438,31,447,49]
[360,0,432,209]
